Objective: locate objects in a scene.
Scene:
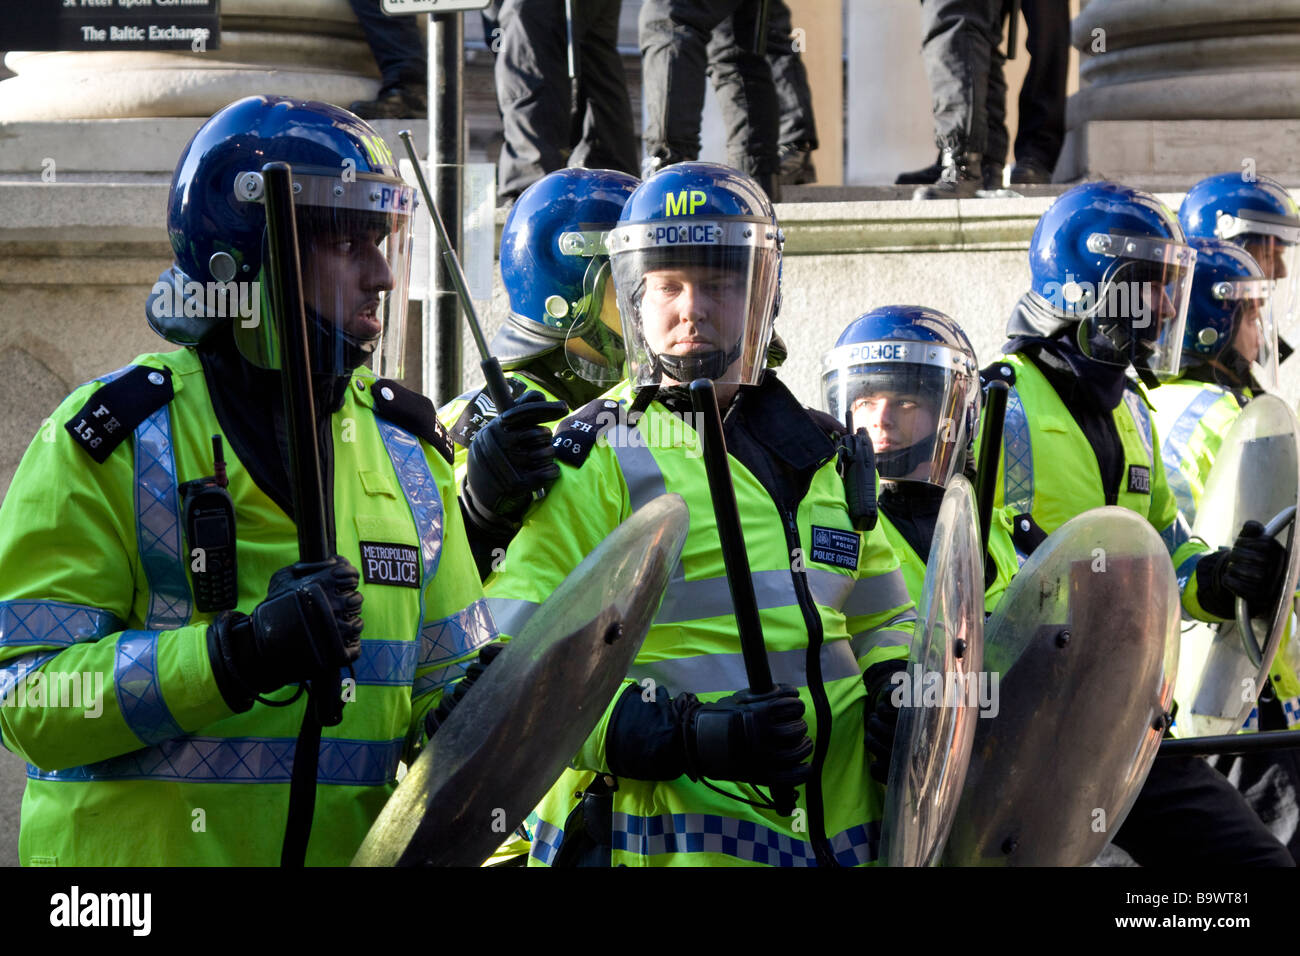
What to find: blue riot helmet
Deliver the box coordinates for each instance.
[1180,172,1300,351]
[157,95,417,378]
[1183,237,1274,388]
[608,162,782,388]
[496,167,639,386]
[1013,181,1196,379]
[822,306,980,487]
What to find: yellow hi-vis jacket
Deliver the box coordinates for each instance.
[0,348,495,865]
[485,375,916,866]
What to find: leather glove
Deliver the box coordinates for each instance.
[605,683,813,789]
[207,556,364,711]
[424,642,504,737]
[1195,520,1287,620]
[678,685,814,788]
[863,661,906,785]
[462,390,568,532]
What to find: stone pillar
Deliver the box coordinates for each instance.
[0,0,383,121]
[1057,0,1300,185]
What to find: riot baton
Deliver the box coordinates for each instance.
[975,381,1009,584]
[397,129,516,415]
[1158,728,1300,757]
[261,162,345,868]
[752,0,771,55]
[688,379,798,818]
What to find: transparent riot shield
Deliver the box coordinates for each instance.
[880,476,983,867]
[352,493,689,867]
[1176,394,1300,738]
[940,507,1179,866]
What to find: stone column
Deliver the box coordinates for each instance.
[0,0,382,121]
[1058,0,1300,185]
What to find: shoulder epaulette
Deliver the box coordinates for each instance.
[552,397,623,469]
[980,360,1016,389]
[65,364,174,464]
[1009,511,1048,559]
[371,378,454,465]
[805,407,846,442]
[447,378,529,449]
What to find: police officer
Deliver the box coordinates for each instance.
[821,306,1025,786]
[440,168,636,572]
[0,96,495,865]
[485,162,915,866]
[986,180,1291,865]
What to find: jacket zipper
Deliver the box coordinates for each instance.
[782,506,838,868]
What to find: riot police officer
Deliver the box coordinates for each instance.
[485,162,916,866]
[0,96,495,865]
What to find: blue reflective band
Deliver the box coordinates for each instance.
[419,599,497,669]
[351,639,418,686]
[1162,388,1225,520]
[0,651,58,702]
[376,420,444,593]
[135,404,193,629]
[1123,390,1155,467]
[1160,513,1191,557]
[1283,696,1300,727]
[0,601,122,649]
[29,736,405,785]
[1002,387,1034,515]
[115,631,184,747]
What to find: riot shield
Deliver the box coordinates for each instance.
[351,493,690,867]
[1177,394,1300,738]
[880,475,983,867]
[941,507,1179,866]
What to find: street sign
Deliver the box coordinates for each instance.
[381,0,490,14]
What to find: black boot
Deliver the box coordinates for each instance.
[895,150,943,185]
[912,149,982,200]
[349,84,428,120]
[778,143,817,186]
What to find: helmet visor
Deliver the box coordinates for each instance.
[1240,235,1299,360]
[1217,277,1277,389]
[821,342,980,487]
[238,171,416,378]
[562,255,627,386]
[610,219,780,388]
[1075,232,1196,376]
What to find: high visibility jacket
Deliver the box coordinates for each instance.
[1146,376,1300,730]
[1145,378,1243,525]
[485,376,917,867]
[981,352,1213,619]
[879,506,1020,616]
[0,349,495,866]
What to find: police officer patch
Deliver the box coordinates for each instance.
[359,541,419,588]
[810,525,860,570]
[1128,465,1151,494]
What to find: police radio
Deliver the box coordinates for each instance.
[181,436,239,613]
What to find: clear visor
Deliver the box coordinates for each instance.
[610,219,779,388]
[1241,235,1300,364]
[236,171,416,377]
[821,344,979,487]
[561,254,627,386]
[1211,278,1278,389]
[1073,233,1196,376]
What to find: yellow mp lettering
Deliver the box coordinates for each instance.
[665,190,688,216]
[360,134,394,169]
[689,190,706,213]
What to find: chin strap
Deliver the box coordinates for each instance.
[649,337,746,384]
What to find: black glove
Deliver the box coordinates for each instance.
[462,390,568,532]
[1195,520,1287,620]
[863,661,906,785]
[207,556,364,711]
[605,682,813,789]
[680,685,815,788]
[424,642,504,737]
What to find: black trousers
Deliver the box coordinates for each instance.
[496,0,639,200]
[1013,0,1068,169]
[640,0,780,176]
[348,0,427,92]
[1111,754,1294,866]
[918,0,1005,157]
